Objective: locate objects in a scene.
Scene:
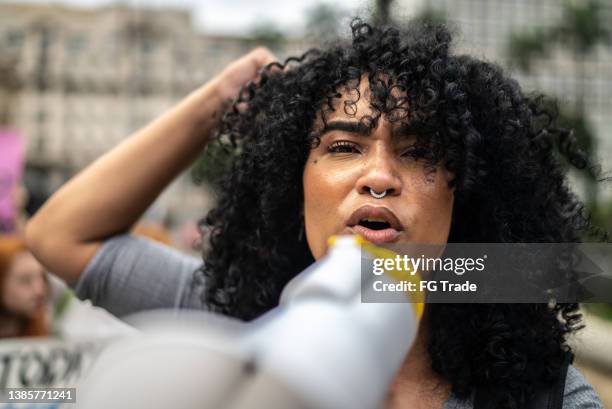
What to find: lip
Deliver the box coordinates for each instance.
[345,205,404,244]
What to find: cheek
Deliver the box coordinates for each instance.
[302,156,355,259]
[2,280,23,310]
[408,175,454,243]
[303,159,329,259]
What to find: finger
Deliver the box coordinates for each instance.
[249,48,281,88]
[250,46,278,69]
[230,48,279,113]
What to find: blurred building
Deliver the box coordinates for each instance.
[398,0,612,199]
[0,2,299,223]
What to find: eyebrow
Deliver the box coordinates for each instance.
[319,120,417,139]
[319,120,371,137]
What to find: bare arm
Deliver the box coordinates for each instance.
[25,47,277,284]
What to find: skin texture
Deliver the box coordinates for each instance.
[303,77,455,260]
[2,252,46,318]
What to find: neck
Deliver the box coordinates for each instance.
[385,307,451,409]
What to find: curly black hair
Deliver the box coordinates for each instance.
[196,18,607,408]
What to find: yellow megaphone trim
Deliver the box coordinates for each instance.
[327,235,425,321]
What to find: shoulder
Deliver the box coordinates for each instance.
[562,365,605,409]
[74,233,205,315]
[79,233,201,283]
[444,364,604,409]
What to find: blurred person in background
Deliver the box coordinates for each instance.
[0,235,48,338]
[0,234,133,339]
[25,17,607,409]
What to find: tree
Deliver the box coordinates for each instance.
[508,0,611,208]
[413,7,446,26]
[304,2,348,44]
[245,21,285,52]
[373,0,394,25]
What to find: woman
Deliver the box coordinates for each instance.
[26,19,605,408]
[0,235,48,338]
[0,236,131,339]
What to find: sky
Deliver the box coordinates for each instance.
[9,0,408,37]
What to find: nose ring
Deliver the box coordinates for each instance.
[369,188,387,199]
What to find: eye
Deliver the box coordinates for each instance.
[328,140,360,154]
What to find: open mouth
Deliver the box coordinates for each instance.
[346,205,403,244]
[358,219,392,230]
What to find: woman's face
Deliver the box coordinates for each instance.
[2,251,47,318]
[302,78,455,260]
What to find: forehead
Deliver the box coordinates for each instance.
[9,252,44,277]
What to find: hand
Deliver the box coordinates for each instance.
[210,47,278,106]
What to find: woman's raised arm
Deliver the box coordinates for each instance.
[25,47,277,284]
